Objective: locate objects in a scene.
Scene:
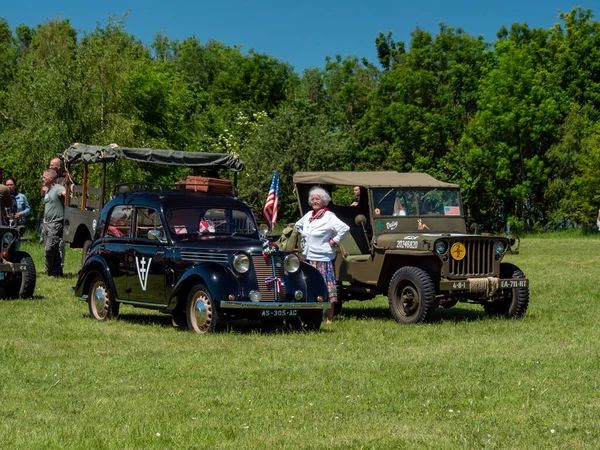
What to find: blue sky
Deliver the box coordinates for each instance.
[2,1,597,72]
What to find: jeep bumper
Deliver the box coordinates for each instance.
[219,301,331,310]
[440,278,529,293]
[0,262,28,274]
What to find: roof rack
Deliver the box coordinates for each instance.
[113,182,164,196]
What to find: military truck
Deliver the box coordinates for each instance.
[293,171,529,324]
[61,143,245,264]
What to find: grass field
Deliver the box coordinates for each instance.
[1,235,600,449]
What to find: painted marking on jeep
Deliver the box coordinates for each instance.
[386,221,398,230]
[396,239,418,249]
[450,242,466,260]
[375,221,384,231]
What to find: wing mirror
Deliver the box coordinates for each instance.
[148,230,165,241]
[355,214,367,226]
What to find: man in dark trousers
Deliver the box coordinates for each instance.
[42,169,65,277]
[40,158,68,270]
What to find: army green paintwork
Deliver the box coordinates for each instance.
[294,171,530,323]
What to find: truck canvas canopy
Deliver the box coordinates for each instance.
[63,143,245,171]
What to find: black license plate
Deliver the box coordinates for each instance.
[260,309,298,318]
[500,280,528,288]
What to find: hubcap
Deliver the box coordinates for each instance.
[193,293,211,329]
[93,284,108,318]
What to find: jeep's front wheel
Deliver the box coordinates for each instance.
[388,267,436,324]
[186,284,220,333]
[4,251,36,299]
[88,275,119,320]
[484,263,529,318]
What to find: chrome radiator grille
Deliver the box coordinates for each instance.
[252,255,286,302]
[448,239,495,277]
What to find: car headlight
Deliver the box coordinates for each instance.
[435,240,447,254]
[494,240,506,254]
[2,231,15,245]
[284,253,300,273]
[233,254,250,273]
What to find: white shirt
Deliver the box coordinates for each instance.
[296,210,350,262]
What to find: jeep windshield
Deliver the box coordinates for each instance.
[372,188,462,217]
[166,207,257,239]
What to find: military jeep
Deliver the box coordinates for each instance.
[0,224,36,299]
[293,171,529,324]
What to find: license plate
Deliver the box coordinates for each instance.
[500,280,528,288]
[260,309,298,318]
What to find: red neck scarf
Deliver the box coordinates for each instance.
[309,208,329,222]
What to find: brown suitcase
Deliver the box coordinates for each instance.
[179,176,233,195]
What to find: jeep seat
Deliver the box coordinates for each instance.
[340,227,370,262]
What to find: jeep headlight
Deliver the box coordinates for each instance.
[2,231,15,246]
[494,240,506,254]
[233,254,250,273]
[435,240,447,254]
[284,253,300,273]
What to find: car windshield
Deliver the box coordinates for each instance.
[166,207,257,238]
[372,188,462,217]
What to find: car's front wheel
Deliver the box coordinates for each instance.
[297,309,323,331]
[186,284,220,333]
[88,275,119,321]
[388,266,436,324]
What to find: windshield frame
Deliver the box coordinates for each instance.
[371,187,463,217]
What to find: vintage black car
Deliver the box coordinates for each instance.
[73,183,330,333]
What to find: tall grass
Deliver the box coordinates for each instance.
[1,236,599,449]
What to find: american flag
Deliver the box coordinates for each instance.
[263,170,279,229]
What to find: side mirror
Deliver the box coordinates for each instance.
[249,190,259,207]
[148,230,165,242]
[355,214,367,226]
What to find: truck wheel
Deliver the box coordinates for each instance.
[4,251,37,299]
[297,310,323,331]
[388,267,436,324]
[88,275,120,320]
[81,239,92,265]
[186,284,220,333]
[484,263,529,318]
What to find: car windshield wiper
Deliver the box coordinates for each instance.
[378,188,396,204]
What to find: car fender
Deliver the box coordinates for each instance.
[170,262,238,306]
[294,261,328,301]
[74,254,116,297]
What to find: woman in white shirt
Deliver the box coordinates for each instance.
[296,187,349,323]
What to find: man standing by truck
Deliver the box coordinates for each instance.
[42,169,65,277]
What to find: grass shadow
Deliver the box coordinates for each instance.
[339,303,486,323]
[113,312,330,335]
